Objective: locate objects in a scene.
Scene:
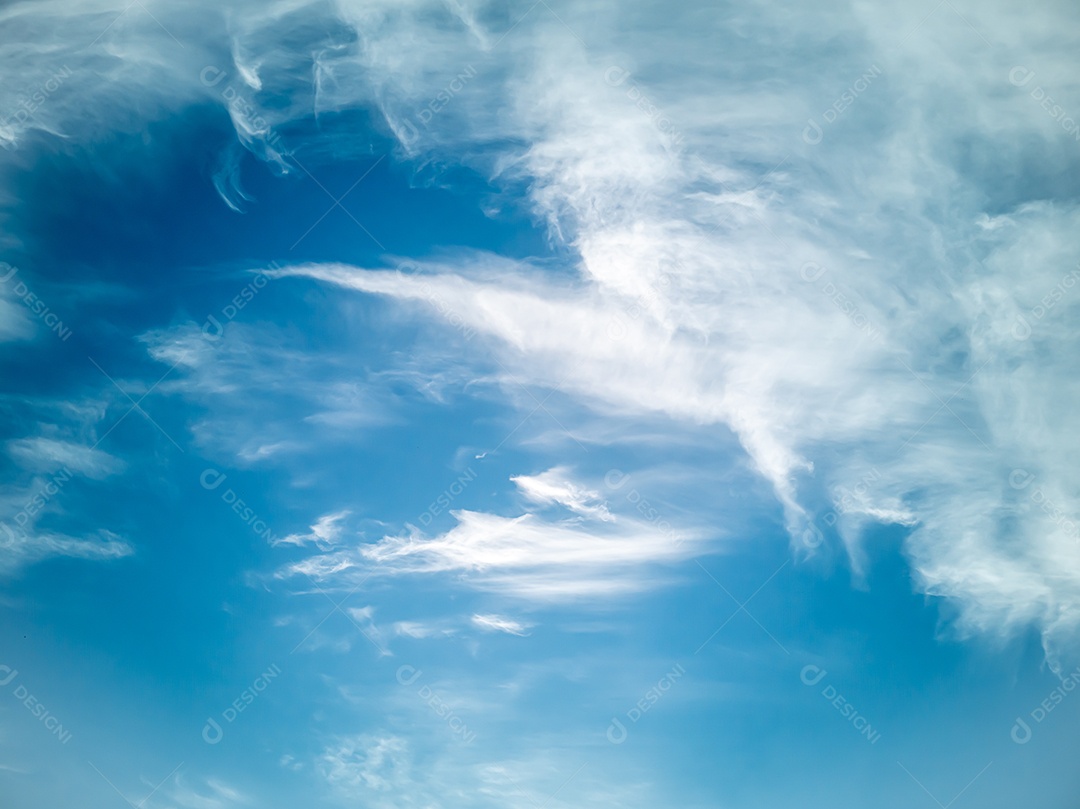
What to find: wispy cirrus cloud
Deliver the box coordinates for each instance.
[277,466,702,602]
[471,613,532,636]
[1,0,1076,665]
[282,505,701,601]
[511,467,613,522]
[4,0,1080,805]
[7,436,123,478]
[251,0,1080,666]
[151,776,252,809]
[0,523,132,575]
[319,734,410,797]
[273,510,350,550]
[140,322,402,465]
[1,404,131,574]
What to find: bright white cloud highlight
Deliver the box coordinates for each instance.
[511,467,613,521]
[278,467,702,602]
[471,614,532,635]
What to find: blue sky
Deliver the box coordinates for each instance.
[2,0,1080,806]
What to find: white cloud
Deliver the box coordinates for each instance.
[511,467,613,521]
[320,735,409,795]
[274,510,350,550]
[3,0,1079,664]
[7,436,123,478]
[146,774,252,809]
[257,0,1080,666]
[0,417,131,574]
[0,294,33,342]
[280,496,702,602]
[339,605,391,657]
[278,754,303,772]
[393,620,454,639]
[0,523,132,576]
[471,614,532,636]
[316,732,654,809]
[140,322,399,465]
